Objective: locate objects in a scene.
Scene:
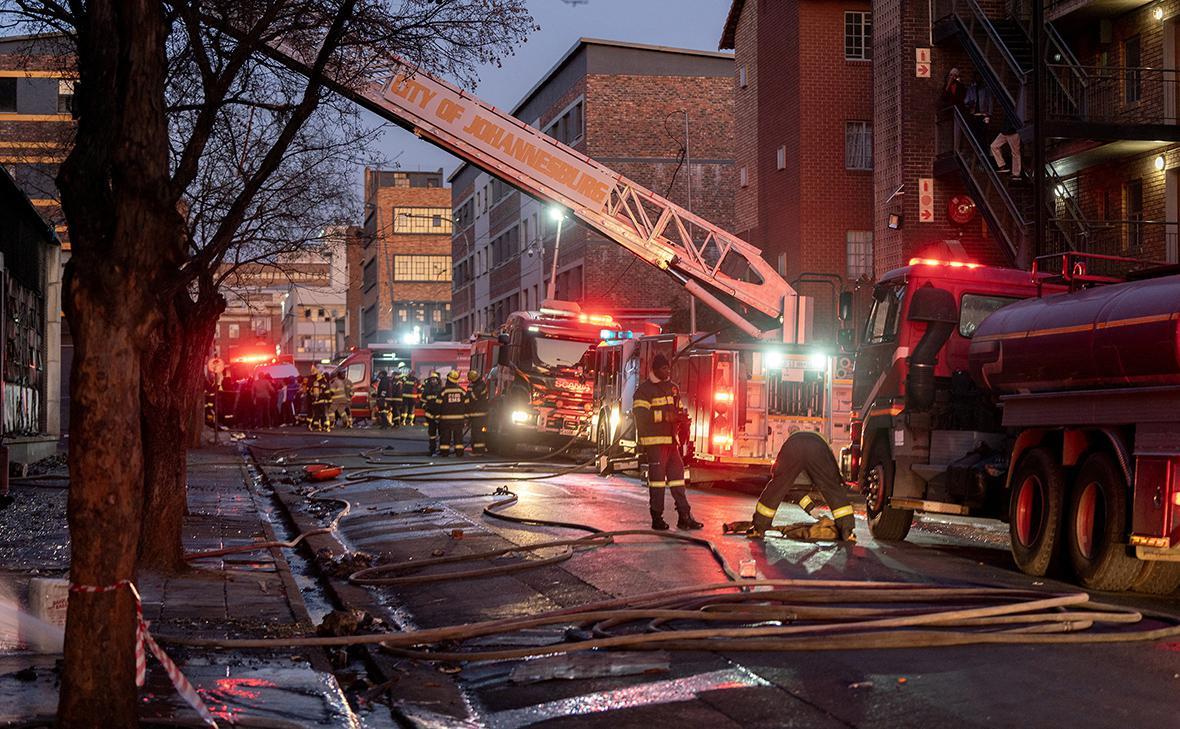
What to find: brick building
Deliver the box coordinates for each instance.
[0,33,73,432]
[449,38,736,341]
[359,168,452,346]
[875,0,1179,272]
[720,0,875,340]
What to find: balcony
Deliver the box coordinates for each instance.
[1043,218,1180,262]
[1046,65,1180,141]
[1046,0,1157,23]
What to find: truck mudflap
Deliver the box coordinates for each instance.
[1131,453,1180,554]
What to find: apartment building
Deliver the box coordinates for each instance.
[449,38,735,341]
[720,0,875,341]
[279,227,354,373]
[359,168,452,346]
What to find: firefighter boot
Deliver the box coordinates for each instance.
[677,513,704,530]
[651,514,670,531]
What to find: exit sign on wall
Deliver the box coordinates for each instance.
[918,178,935,223]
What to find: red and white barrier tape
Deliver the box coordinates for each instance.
[70,580,219,728]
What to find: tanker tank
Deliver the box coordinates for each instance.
[967,273,1180,395]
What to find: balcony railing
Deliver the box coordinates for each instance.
[935,0,1029,123]
[1047,65,1180,125]
[1044,219,1179,262]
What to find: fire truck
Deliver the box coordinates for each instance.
[591,332,852,486]
[468,301,618,453]
[843,252,1180,592]
[331,342,471,421]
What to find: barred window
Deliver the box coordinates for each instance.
[392,207,453,234]
[845,121,872,170]
[844,12,872,61]
[393,255,452,282]
[846,231,873,280]
[57,80,74,114]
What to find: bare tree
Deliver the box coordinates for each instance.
[1,1,533,724]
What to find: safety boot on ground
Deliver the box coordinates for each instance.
[651,515,670,531]
[677,515,704,530]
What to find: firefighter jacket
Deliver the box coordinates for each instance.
[420,377,443,419]
[465,378,489,417]
[437,383,468,422]
[330,377,352,404]
[385,377,403,399]
[632,376,681,447]
[312,375,333,404]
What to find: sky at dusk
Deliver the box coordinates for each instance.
[365,0,734,179]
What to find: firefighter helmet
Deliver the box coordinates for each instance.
[467,369,480,382]
[447,370,461,382]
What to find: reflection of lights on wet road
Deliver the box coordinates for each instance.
[197,677,278,722]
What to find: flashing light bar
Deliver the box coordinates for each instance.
[578,313,614,326]
[599,329,636,341]
[231,353,273,364]
[908,257,982,269]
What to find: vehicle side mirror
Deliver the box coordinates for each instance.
[497,346,511,367]
[838,291,854,322]
[838,328,855,352]
[497,333,509,345]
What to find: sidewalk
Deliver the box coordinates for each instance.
[0,444,360,727]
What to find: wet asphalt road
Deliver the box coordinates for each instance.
[252,428,1180,729]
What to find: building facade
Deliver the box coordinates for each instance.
[358,168,452,347]
[279,227,353,373]
[449,38,736,341]
[0,34,73,432]
[874,0,1179,272]
[720,0,875,341]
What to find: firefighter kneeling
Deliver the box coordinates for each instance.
[741,430,856,542]
[634,354,702,531]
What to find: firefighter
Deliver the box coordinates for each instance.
[464,369,489,455]
[310,372,332,432]
[401,373,419,426]
[634,354,703,531]
[386,371,403,428]
[329,370,353,430]
[373,370,389,428]
[746,430,856,542]
[421,371,443,454]
[437,370,468,456]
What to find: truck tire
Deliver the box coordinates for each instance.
[864,440,913,541]
[595,415,613,476]
[1065,452,1140,591]
[1007,447,1066,577]
[1129,560,1180,595]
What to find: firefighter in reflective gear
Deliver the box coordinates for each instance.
[385,372,403,428]
[464,369,489,454]
[421,371,443,455]
[747,431,856,541]
[310,372,333,432]
[633,354,703,531]
[437,370,467,456]
[401,373,419,426]
[329,371,353,429]
[373,371,390,428]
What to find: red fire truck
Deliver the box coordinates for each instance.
[469,301,619,453]
[843,253,1180,592]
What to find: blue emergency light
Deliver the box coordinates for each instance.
[599,329,636,341]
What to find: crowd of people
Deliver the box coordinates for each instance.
[205,365,491,454]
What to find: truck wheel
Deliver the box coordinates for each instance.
[1065,452,1140,591]
[1007,447,1065,577]
[595,415,613,476]
[1129,560,1180,595]
[864,441,913,541]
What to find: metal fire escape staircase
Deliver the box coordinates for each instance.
[934,0,1090,262]
[226,31,804,342]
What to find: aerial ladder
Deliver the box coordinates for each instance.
[241,33,808,342]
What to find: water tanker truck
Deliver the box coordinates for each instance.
[843,253,1180,592]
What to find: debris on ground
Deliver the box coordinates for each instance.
[316,608,385,637]
[26,453,67,476]
[315,548,373,577]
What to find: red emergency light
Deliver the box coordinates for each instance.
[908,257,982,269]
[231,353,273,364]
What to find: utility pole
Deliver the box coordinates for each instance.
[547,207,566,301]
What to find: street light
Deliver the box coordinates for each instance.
[546,206,567,301]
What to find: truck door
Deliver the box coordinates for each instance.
[853,281,907,411]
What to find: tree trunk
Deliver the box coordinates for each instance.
[58,257,155,728]
[138,293,223,572]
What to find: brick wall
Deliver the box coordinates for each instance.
[731,0,760,241]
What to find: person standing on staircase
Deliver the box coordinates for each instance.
[633,354,702,531]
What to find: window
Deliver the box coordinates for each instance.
[863,284,904,344]
[959,294,1018,338]
[228,324,240,339]
[393,255,452,281]
[1123,35,1141,103]
[845,121,873,170]
[738,65,748,88]
[776,145,786,170]
[1125,179,1144,252]
[0,78,14,112]
[392,207,453,234]
[844,12,872,61]
[57,80,74,114]
[740,166,749,187]
[846,231,873,280]
[544,98,585,145]
[362,259,377,290]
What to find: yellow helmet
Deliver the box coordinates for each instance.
[447,370,461,382]
[467,369,480,382]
